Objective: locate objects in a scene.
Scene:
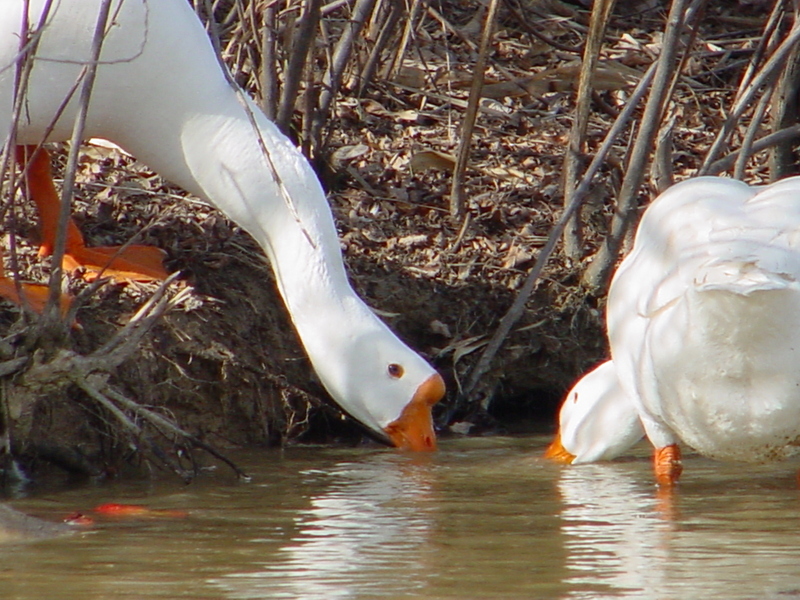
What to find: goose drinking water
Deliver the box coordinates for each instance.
[0,0,445,451]
[549,176,800,486]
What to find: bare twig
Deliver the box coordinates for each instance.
[771,3,800,179]
[503,0,583,55]
[562,0,617,260]
[651,111,677,192]
[105,386,250,480]
[3,1,58,322]
[734,81,774,179]
[706,123,800,175]
[734,0,787,109]
[77,380,194,480]
[384,0,425,81]
[91,275,187,370]
[260,2,279,120]
[582,0,706,291]
[449,0,501,220]
[276,0,322,134]
[463,61,658,400]
[357,0,403,96]
[699,16,800,174]
[18,281,247,480]
[41,0,115,332]
[311,0,379,153]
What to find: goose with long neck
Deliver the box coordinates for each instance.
[0,0,445,450]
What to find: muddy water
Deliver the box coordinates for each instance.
[2,437,800,599]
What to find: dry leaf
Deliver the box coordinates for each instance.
[502,245,534,269]
[450,335,488,366]
[394,65,427,88]
[409,150,456,173]
[482,60,640,99]
[396,109,421,122]
[331,144,370,167]
[430,319,453,338]
[396,234,429,247]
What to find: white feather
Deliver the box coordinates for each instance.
[608,176,800,462]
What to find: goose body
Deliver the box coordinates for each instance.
[546,360,644,464]
[0,0,444,449]
[608,176,800,475]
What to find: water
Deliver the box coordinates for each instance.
[2,436,800,599]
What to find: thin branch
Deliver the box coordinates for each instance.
[276,0,323,134]
[706,123,800,175]
[734,0,787,109]
[582,0,706,291]
[770,3,800,179]
[260,2,279,120]
[92,277,187,370]
[463,60,658,400]
[699,15,800,174]
[562,0,617,260]
[734,81,774,179]
[76,379,194,481]
[3,0,57,322]
[384,0,425,81]
[357,0,403,96]
[651,111,677,192]
[41,0,115,330]
[105,386,250,481]
[503,0,583,55]
[311,0,378,153]
[449,0,501,220]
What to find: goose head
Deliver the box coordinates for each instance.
[297,305,445,451]
[546,360,644,464]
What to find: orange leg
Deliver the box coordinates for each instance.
[654,443,683,487]
[16,146,169,282]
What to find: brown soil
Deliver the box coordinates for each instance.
[0,0,774,481]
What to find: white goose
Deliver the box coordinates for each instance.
[607,175,800,484]
[545,360,644,464]
[0,0,445,451]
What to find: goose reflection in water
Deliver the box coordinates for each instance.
[558,464,670,599]
[214,454,437,599]
[558,462,800,600]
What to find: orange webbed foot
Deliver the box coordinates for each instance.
[18,145,169,284]
[62,243,169,282]
[0,276,71,318]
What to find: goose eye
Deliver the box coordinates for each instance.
[387,364,404,379]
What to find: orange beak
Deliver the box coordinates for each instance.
[384,373,445,452]
[543,433,576,464]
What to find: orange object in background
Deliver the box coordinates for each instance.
[93,503,188,518]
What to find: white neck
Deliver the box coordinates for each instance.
[146,97,398,426]
[3,0,439,437]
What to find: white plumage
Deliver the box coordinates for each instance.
[0,0,444,449]
[547,360,644,464]
[609,176,800,466]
